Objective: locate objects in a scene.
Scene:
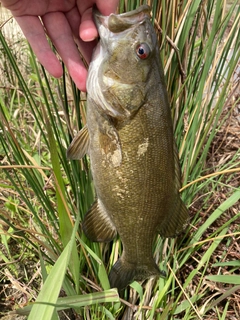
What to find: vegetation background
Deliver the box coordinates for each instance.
[0,0,239,319]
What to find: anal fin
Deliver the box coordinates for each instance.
[82,200,117,242]
[67,125,89,160]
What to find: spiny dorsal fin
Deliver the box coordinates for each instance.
[67,125,89,160]
[82,200,117,242]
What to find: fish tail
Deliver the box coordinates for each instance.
[109,258,162,291]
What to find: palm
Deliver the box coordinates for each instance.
[1,0,119,91]
[2,0,75,16]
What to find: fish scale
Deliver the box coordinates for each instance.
[67,4,189,291]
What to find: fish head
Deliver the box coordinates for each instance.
[87,5,160,119]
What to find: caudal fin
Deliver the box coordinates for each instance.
[109,257,162,291]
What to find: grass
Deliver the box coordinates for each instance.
[0,0,240,319]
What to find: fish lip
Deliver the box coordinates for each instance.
[93,4,151,33]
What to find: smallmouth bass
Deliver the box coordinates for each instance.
[67,5,189,291]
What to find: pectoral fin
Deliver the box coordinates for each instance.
[67,125,89,160]
[82,200,117,242]
[98,119,122,167]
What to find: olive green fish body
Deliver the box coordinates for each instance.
[67,5,189,291]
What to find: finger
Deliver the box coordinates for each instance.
[96,0,119,15]
[15,16,63,78]
[73,37,96,66]
[76,3,98,42]
[77,0,118,16]
[79,7,98,42]
[64,6,81,39]
[77,0,119,41]
[65,7,96,64]
[42,11,88,91]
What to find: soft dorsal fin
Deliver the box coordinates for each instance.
[67,125,89,160]
[173,140,182,190]
[157,141,189,237]
[158,197,189,237]
[82,200,117,242]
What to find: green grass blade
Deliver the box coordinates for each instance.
[27,216,80,320]
[190,190,240,244]
[16,289,119,316]
[206,275,240,285]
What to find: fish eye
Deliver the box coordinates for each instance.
[136,43,150,59]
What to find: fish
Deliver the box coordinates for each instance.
[67,4,189,291]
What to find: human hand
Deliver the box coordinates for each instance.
[1,0,119,91]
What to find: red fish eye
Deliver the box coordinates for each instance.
[136,43,150,59]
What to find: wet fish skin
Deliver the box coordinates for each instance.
[67,5,189,291]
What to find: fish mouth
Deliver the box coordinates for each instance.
[93,4,151,33]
